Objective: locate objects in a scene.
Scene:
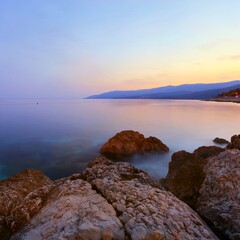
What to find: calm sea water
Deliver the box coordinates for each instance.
[0,99,239,180]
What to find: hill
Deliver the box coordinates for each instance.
[217,88,240,98]
[86,80,240,100]
[209,87,240,103]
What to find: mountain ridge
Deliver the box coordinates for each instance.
[86,80,240,100]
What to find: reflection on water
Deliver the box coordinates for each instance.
[0,99,239,180]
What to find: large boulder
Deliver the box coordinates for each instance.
[162,146,224,208]
[163,146,240,240]
[227,134,240,150]
[12,177,125,240]
[100,130,169,158]
[0,170,52,239]
[197,149,240,240]
[162,151,207,208]
[82,158,218,240]
[7,158,219,240]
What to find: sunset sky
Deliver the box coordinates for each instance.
[1,0,240,98]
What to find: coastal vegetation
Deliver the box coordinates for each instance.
[217,88,240,98]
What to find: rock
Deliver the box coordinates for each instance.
[162,146,224,208]
[162,151,208,208]
[87,156,113,168]
[0,170,52,239]
[1,157,220,240]
[213,137,229,145]
[83,158,218,240]
[100,130,169,158]
[197,149,240,240]
[193,146,225,159]
[163,146,240,240]
[85,157,159,188]
[12,178,125,240]
[227,134,240,150]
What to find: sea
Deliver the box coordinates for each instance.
[0,99,239,180]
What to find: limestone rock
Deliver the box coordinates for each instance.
[0,170,52,238]
[227,134,240,150]
[83,158,218,240]
[213,137,229,145]
[197,149,240,240]
[85,157,159,188]
[1,157,221,240]
[100,130,169,158]
[12,179,125,240]
[87,156,113,168]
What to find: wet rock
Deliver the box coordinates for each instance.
[197,149,240,240]
[194,146,224,159]
[227,134,240,150]
[162,151,207,208]
[100,130,169,158]
[213,137,229,145]
[83,158,218,240]
[12,179,125,240]
[0,170,52,238]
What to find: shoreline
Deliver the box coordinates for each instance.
[206,97,240,104]
[0,133,239,239]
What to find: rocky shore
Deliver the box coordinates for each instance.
[0,132,239,240]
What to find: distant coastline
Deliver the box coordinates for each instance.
[87,80,240,100]
[206,97,240,104]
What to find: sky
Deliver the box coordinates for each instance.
[0,0,240,98]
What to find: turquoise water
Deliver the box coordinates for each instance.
[0,99,239,180]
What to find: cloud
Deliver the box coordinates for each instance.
[200,41,220,51]
[218,54,240,61]
[199,38,239,51]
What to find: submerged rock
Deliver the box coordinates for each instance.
[213,137,229,145]
[197,149,240,240]
[100,130,169,158]
[227,134,240,150]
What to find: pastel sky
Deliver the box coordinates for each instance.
[1,0,240,98]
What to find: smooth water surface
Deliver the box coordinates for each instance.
[0,99,239,180]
